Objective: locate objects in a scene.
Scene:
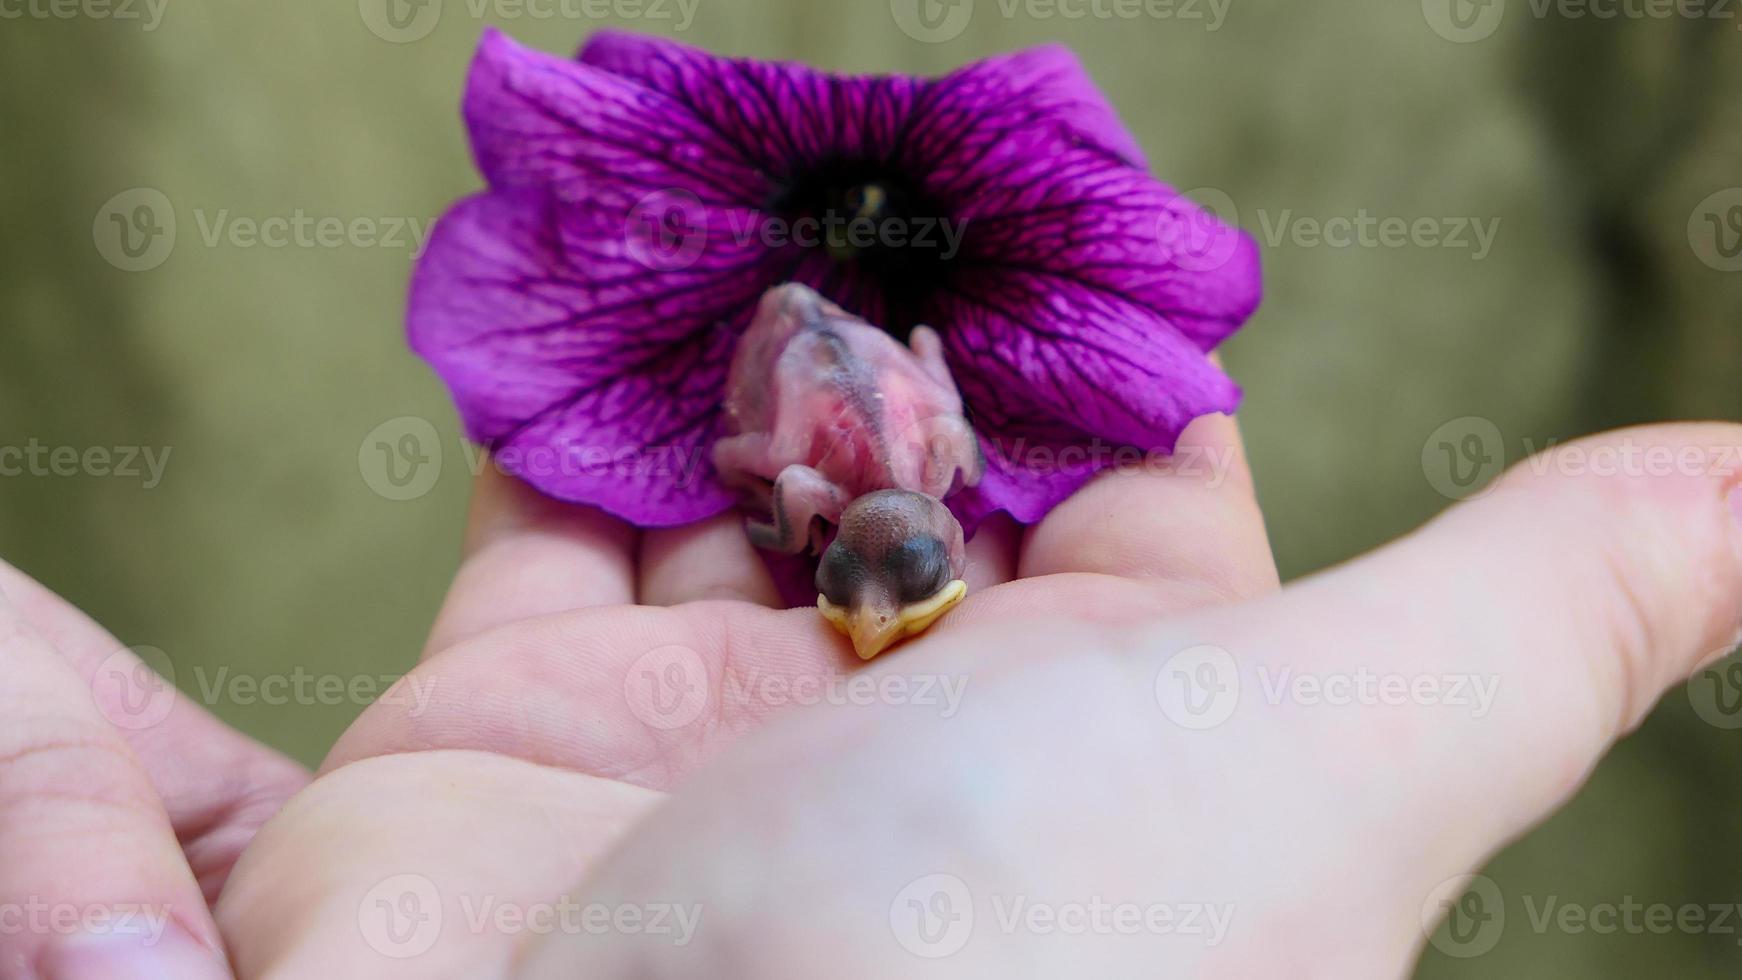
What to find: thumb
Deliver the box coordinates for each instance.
[0,585,232,980]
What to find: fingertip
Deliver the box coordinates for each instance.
[41,919,232,980]
[463,466,636,559]
[964,514,1020,591]
[426,467,640,656]
[639,514,782,607]
[1018,411,1275,600]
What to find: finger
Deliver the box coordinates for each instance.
[324,601,859,790]
[1149,423,1742,880]
[216,752,661,979]
[425,466,638,657]
[0,586,232,979]
[1020,410,1278,605]
[0,560,308,902]
[962,514,1020,593]
[637,514,781,606]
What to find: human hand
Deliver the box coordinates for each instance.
[25,416,1740,979]
[209,408,1281,976]
[0,562,307,979]
[507,421,1742,977]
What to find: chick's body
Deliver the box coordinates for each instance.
[714,283,981,554]
[713,284,982,658]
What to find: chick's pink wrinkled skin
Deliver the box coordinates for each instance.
[714,284,982,555]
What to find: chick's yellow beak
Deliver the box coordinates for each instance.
[817,579,968,660]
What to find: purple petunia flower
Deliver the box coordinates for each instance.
[409,28,1261,532]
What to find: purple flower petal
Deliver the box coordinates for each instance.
[912,113,1260,352]
[904,43,1151,171]
[906,119,1255,522]
[411,30,1265,535]
[466,29,770,208]
[408,190,782,524]
[935,276,1241,448]
[573,30,925,180]
[948,429,1107,531]
[579,31,1143,171]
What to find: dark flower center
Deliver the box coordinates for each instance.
[770,158,960,337]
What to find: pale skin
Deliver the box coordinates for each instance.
[2,412,1741,978]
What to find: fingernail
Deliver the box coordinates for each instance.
[43,920,230,980]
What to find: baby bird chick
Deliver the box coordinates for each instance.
[713,284,982,658]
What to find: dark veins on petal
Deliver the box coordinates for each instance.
[415,31,1261,528]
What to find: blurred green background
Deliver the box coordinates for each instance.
[1,0,1739,975]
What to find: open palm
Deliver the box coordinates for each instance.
[4,414,1739,979]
